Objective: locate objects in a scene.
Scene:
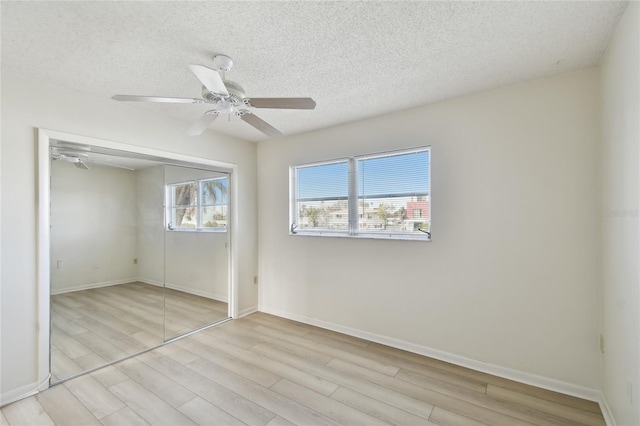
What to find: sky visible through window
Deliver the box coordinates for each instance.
[297,161,349,201]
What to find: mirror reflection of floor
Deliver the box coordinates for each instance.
[50,282,228,382]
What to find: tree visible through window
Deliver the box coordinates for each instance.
[290,147,431,240]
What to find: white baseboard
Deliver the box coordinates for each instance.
[596,392,617,426]
[50,278,137,295]
[238,305,258,318]
[138,277,228,303]
[259,306,603,405]
[138,277,163,287]
[1,381,41,407]
[165,282,228,303]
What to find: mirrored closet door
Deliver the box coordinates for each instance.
[163,164,230,340]
[49,143,230,383]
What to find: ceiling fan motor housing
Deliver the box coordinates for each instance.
[202,80,246,106]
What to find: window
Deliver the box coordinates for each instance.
[291,160,349,233]
[290,147,430,240]
[167,177,228,232]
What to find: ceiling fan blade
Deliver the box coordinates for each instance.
[112,95,205,104]
[245,97,316,110]
[186,111,221,136]
[188,65,229,96]
[239,112,284,138]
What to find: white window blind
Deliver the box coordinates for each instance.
[356,149,430,236]
[293,160,349,233]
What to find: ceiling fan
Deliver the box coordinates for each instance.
[51,152,90,170]
[112,54,316,137]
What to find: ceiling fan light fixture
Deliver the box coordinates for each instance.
[216,105,234,114]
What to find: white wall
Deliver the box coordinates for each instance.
[258,68,601,390]
[136,165,165,285]
[164,231,229,302]
[600,2,640,424]
[0,72,258,399]
[50,161,138,293]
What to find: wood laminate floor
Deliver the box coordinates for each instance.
[2,312,605,426]
[50,282,229,382]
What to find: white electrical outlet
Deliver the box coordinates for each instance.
[56,260,63,271]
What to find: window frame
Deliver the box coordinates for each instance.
[289,158,351,237]
[290,146,431,241]
[166,176,228,233]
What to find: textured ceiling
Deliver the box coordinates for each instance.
[1,1,628,142]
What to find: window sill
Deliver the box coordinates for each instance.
[167,228,227,233]
[290,231,431,242]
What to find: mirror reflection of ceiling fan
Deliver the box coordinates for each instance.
[112,54,316,137]
[51,152,134,171]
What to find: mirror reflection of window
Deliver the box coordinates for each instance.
[167,177,228,232]
[170,181,198,229]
